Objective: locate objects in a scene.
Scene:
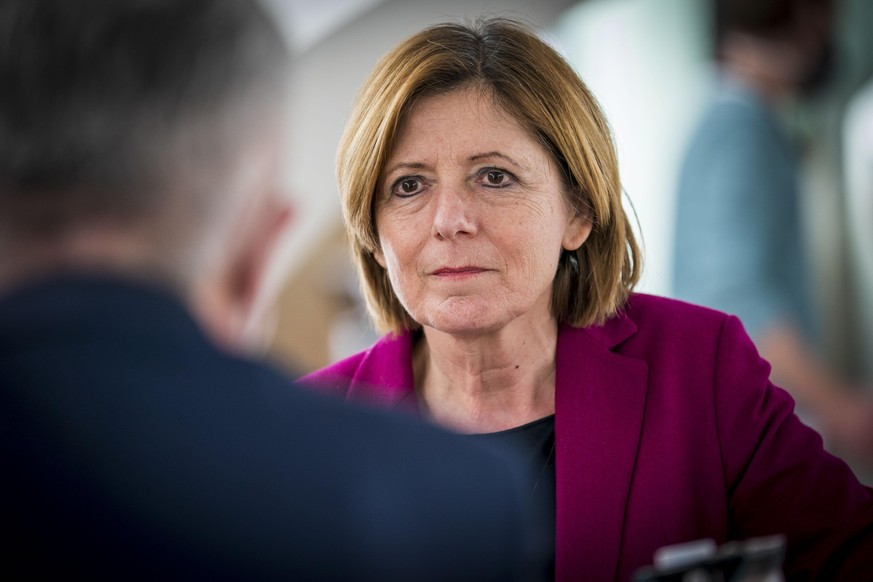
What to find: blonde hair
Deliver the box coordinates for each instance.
[338,18,641,334]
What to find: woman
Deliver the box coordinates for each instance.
[303,18,873,581]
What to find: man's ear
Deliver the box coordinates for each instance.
[192,195,291,353]
[216,193,292,351]
[230,196,292,327]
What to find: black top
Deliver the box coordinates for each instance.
[470,415,556,580]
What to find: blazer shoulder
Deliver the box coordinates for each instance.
[624,293,733,329]
[618,293,744,352]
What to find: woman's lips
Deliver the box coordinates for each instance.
[431,267,488,277]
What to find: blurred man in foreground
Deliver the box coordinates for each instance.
[0,1,539,579]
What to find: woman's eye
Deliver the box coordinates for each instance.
[480,169,513,188]
[391,177,424,198]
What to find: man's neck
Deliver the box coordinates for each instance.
[0,225,193,307]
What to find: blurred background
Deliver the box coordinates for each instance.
[257,0,873,388]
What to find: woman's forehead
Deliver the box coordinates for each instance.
[385,88,543,166]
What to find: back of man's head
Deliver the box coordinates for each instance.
[0,0,291,294]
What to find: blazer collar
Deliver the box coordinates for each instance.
[346,331,420,413]
[555,310,648,582]
[345,312,641,413]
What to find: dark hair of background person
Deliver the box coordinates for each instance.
[0,0,290,289]
[713,0,835,50]
[338,18,642,334]
[713,0,836,95]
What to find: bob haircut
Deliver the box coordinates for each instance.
[337,17,641,334]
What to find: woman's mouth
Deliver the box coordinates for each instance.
[431,266,489,277]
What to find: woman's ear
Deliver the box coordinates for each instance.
[562,211,593,251]
[373,246,386,269]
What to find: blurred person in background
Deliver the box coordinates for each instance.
[303,17,873,581]
[843,72,873,392]
[0,1,543,579]
[672,0,873,470]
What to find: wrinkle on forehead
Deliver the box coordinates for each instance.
[384,86,553,180]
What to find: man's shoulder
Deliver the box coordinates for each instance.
[205,360,538,581]
[2,279,535,580]
[685,87,780,159]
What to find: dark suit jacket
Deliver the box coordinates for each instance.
[303,293,873,582]
[0,274,539,580]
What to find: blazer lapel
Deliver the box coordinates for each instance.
[554,318,648,582]
[347,331,420,413]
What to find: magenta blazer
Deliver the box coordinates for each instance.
[302,294,873,581]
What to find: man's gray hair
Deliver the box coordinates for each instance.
[0,0,291,283]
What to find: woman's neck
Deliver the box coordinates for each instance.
[415,316,559,434]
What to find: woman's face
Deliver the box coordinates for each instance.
[373,87,591,336]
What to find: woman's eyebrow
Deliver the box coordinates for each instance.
[469,151,528,171]
[383,161,429,176]
[383,152,529,176]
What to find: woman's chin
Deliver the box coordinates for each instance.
[416,303,509,337]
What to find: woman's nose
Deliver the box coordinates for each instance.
[432,187,478,240]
